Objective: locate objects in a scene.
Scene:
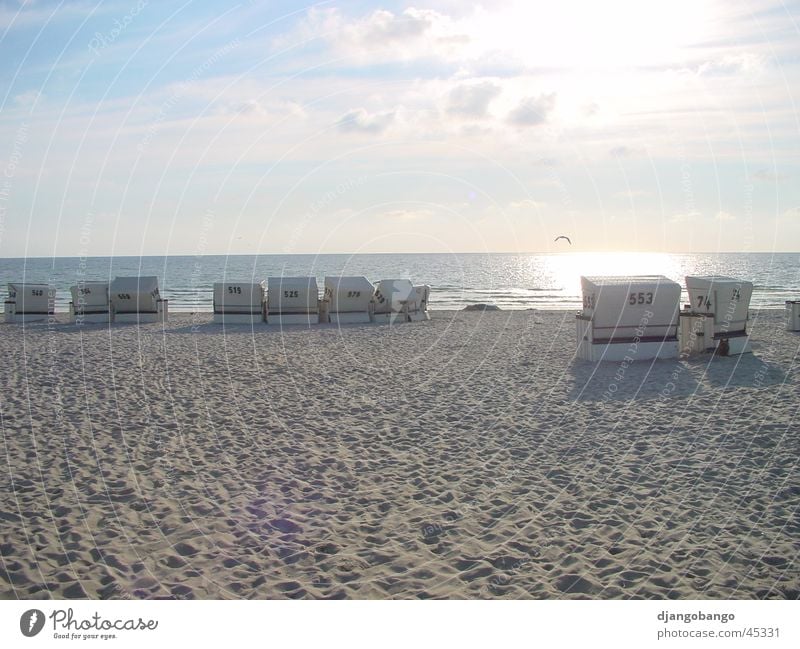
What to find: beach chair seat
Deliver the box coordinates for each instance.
[266,277,319,325]
[4,283,56,323]
[213,281,265,324]
[110,276,168,323]
[322,276,374,324]
[69,282,111,324]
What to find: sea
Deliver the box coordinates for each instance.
[1,252,798,313]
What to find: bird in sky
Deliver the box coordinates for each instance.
[554,235,572,245]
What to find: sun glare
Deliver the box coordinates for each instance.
[546,251,682,295]
[477,0,712,69]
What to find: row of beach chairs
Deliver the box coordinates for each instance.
[577,274,757,361]
[3,276,431,325]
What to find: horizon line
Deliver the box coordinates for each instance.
[2,250,799,260]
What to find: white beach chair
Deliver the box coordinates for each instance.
[213,281,266,324]
[680,276,753,355]
[69,281,111,324]
[322,276,374,324]
[109,276,168,323]
[787,300,800,332]
[4,283,56,323]
[372,279,415,324]
[409,284,431,322]
[576,275,681,361]
[266,276,319,325]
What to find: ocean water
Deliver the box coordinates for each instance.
[0,252,798,312]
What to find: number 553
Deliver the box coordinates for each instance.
[628,292,653,305]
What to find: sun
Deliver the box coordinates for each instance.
[472,0,713,70]
[545,251,683,295]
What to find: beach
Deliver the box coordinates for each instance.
[0,309,797,599]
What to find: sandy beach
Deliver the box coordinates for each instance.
[0,309,797,599]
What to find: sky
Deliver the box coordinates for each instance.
[0,0,798,256]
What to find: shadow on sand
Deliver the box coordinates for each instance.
[567,349,787,402]
[567,358,701,402]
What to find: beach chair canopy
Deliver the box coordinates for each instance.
[411,285,431,312]
[7,283,55,314]
[110,276,161,314]
[580,275,681,341]
[267,277,319,314]
[324,276,374,314]
[685,275,752,331]
[213,281,265,314]
[69,282,110,313]
[372,279,415,315]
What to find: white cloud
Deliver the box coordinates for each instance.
[751,169,788,182]
[299,7,471,63]
[507,199,544,211]
[671,211,703,223]
[337,108,395,134]
[381,208,435,221]
[12,90,42,107]
[507,93,556,126]
[446,81,501,117]
[697,52,769,76]
[715,210,735,221]
[609,145,638,158]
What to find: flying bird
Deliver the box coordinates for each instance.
[554,235,572,245]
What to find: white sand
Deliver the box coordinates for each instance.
[0,310,797,599]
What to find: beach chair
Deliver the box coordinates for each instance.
[787,300,800,332]
[576,275,681,361]
[322,276,374,324]
[409,284,431,322]
[266,277,319,325]
[109,276,168,323]
[213,281,266,324]
[69,281,111,324]
[372,279,415,324]
[4,283,56,323]
[680,276,753,355]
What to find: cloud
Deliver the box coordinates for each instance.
[610,146,635,158]
[751,169,788,182]
[783,207,800,220]
[13,90,42,107]
[507,93,556,126]
[670,211,702,223]
[615,189,650,199]
[337,108,395,133]
[507,199,544,211]
[582,101,600,117]
[236,100,268,117]
[234,99,306,120]
[354,8,435,41]
[381,208,434,221]
[715,210,735,221]
[697,52,768,76]
[446,81,501,118]
[301,7,470,63]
